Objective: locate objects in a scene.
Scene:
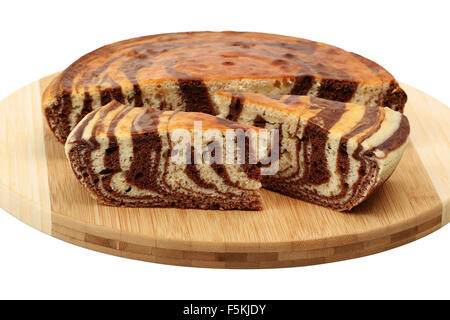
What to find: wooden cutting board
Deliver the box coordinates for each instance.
[0,73,448,268]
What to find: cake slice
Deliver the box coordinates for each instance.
[42,31,407,143]
[65,101,263,210]
[212,92,410,210]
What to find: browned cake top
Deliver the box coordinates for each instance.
[66,101,261,145]
[44,31,396,101]
[214,92,410,153]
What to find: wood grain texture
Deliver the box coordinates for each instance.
[0,79,52,234]
[0,73,448,268]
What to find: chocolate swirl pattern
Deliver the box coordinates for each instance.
[212,92,410,210]
[43,31,407,143]
[65,101,263,210]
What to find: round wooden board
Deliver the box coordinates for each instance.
[0,73,449,268]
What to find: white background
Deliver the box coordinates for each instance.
[0,0,448,299]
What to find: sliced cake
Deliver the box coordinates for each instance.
[65,101,263,210]
[212,92,410,210]
[43,31,407,143]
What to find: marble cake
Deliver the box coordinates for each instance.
[43,31,407,143]
[64,101,263,210]
[212,92,410,210]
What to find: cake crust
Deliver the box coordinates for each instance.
[43,31,407,143]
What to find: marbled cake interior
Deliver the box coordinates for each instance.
[212,92,410,210]
[65,101,263,210]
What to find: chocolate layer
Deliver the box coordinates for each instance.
[317,79,358,102]
[179,80,216,115]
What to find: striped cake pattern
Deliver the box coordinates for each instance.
[64,101,263,210]
[212,93,410,210]
[43,31,407,143]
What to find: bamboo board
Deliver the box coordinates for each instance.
[0,73,448,268]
